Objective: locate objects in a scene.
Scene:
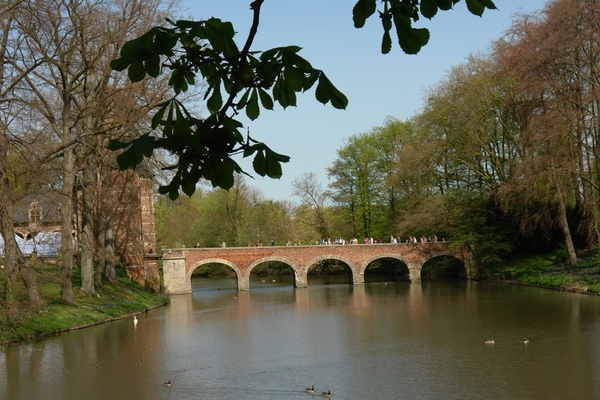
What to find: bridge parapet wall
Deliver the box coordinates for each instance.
[161,243,471,294]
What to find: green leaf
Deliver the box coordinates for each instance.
[206,87,223,114]
[109,56,131,72]
[421,0,438,19]
[258,88,274,110]
[477,0,497,11]
[205,18,239,57]
[303,71,319,91]
[214,158,236,189]
[381,30,392,54]
[151,102,169,129]
[246,89,260,120]
[315,74,348,110]
[434,0,458,11]
[237,88,251,110]
[145,52,161,77]
[107,139,130,151]
[273,78,297,108]
[181,177,196,197]
[465,0,485,16]
[264,151,283,179]
[394,18,430,55]
[266,148,290,163]
[252,150,266,176]
[114,134,155,170]
[168,183,180,200]
[128,59,146,82]
[283,66,306,92]
[352,0,377,28]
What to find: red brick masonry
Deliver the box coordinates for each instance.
[162,242,472,294]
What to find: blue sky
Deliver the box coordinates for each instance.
[182,0,549,201]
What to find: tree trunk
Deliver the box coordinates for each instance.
[60,138,75,304]
[552,158,577,266]
[101,168,116,282]
[95,205,105,286]
[79,163,95,295]
[104,212,116,282]
[0,129,43,316]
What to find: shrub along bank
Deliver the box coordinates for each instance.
[482,250,600,294]
[0,263,168,346]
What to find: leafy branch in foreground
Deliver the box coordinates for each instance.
[109,1,347,199]
[353,0,497,54]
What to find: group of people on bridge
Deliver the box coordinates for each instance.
[194,234,443,249]
[315,235,441,246]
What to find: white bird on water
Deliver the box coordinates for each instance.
[133,316,138,325]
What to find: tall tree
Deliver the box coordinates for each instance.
[0,0,44,318]
[496,0,600,261]
[291,172,331,239]
[327,120,406,239]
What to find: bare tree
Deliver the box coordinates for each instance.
[292,172,331,239]
[0,1,45,318]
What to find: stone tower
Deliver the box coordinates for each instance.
[111,168,160,291]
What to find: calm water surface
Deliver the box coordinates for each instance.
[2,277,600,399]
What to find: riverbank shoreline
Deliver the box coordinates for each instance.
[0,264,169,347]
[475,278,600,296]
[0,300,168,348]
[482,251,600,295]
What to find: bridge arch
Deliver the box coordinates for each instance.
[420,253,467,280]
[306,254,357,284]
[247,256,299,288]
[188,258,244,291]
[360,253,411,282]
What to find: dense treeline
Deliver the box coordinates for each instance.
[158,0,600,273]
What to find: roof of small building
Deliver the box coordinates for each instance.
[13,193,62,225]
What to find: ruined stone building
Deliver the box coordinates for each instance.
[2,167,159,291]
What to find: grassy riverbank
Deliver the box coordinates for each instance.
[483,250,600,294]
[0,263,168,346]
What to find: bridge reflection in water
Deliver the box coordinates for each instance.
[162,242,472,294]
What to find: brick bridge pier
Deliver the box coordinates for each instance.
[162,242,472,294]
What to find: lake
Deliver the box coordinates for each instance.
[1,276,600,399]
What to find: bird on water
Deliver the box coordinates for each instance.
[164,380,171,387]
[306,385,315,394]
[484,339,494,344]
[322,390,331,398]
[523,338,529,344]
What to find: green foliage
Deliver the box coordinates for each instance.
[328,121,405,238]
[352,0,496,54]
[192,263,236,278]
[444,191,517,272]
[0,264,167,344]
[110,13,347,198]
[485,251,600,294]
[155,177,297,249]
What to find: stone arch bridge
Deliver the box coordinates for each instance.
[162,242,472,294]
